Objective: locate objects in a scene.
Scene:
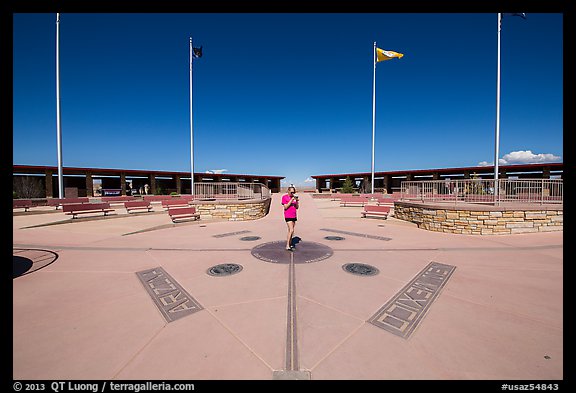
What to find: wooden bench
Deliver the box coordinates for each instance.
[375,197,395,206]
[62,202,115,219]
[124,201,153,213]
[178,195,195,201]
[48,197,90,209]
[143,195,174,202]
[311,194,334,199]
[361,205,391,219]
[13,199,33,211]
[340,197,369,207]
[162,199,191,209]
[167,206,200,222]
[102,196,136,204]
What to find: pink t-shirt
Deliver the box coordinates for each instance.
[281,194,298,218]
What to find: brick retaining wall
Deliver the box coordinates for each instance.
[394,201,563,235]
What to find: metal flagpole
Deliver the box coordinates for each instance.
[371,41,377,194]
[56,13,64,198]
[189,37,195,196]
[494,13,502,202]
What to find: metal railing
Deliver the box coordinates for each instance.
[193,182,270,200]
[400,179,563,206]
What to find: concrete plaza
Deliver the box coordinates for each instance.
[12,193,563,380]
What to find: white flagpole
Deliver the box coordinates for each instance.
[189,37,195,195]
[56,13,64,198]
[371,41,376,194]
[494,13,501,201]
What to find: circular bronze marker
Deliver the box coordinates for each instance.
[239,236,261,241]
[207,263,243,277]
[342,263,380,276]
[251,241,333,264]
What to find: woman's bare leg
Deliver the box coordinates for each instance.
[286,221,295,249]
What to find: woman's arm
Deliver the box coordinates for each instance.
[283,197,296,210]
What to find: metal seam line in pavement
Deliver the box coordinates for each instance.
[13,243,562,253]
[286,251,299,371]
[212,230,251,238]
[320,228,392,241]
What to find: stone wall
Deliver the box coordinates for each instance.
[394,201,563,235]
[194,197,271,221]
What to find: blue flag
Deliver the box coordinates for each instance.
[504,13,527,19]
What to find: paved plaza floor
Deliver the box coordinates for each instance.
[12,193,563,380]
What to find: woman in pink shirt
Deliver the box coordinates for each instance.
[282,186,299,251]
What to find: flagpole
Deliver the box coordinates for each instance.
[56,13,64,199]
[494,13,501,202]
[189,37,195,196]
[371,41,376,194]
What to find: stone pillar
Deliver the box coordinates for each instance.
[120,172,126,196]
[463,170,470,179]
[149,174,156,195]
[543,166,550,179]
[45,170,54,198]
[329,178,335,192]
[499,168,507,179]
[85,171,93,197]
[363,176,370,193]
[432,172,440,180]
[269,179,279,193]
[383,175,391,194]
[316,178,322,193]
[176,175,182,194]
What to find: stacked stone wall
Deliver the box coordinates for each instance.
[394,202,562,234]
[195,198,271,221]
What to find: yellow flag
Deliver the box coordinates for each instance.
[376,48,404,62]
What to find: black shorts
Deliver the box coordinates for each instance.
[285,217,297,222]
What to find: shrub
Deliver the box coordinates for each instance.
[341,176,355,193]
[13,176,43,198]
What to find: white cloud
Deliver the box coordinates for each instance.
[304,177,315,183]
[499,150,561,165]
[478,150,562,166]
[205,169,228,174]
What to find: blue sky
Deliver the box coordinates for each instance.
[12,13,563,187]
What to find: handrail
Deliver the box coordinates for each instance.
[193,182,270,200]
[400,178,562,206]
